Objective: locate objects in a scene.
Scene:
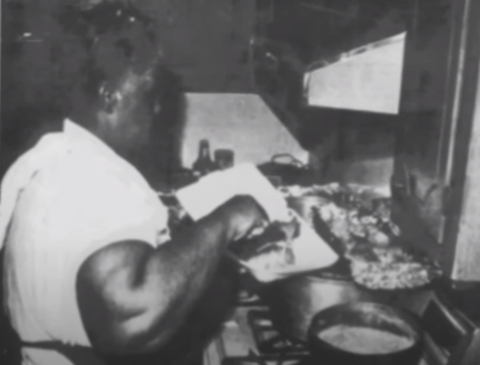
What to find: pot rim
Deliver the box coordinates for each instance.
[308,301,424,356]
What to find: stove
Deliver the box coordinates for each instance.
[204,284,480,365]
[203,291,312,365]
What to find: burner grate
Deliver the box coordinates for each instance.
[247,310,308,356]
[221,349,310,365]
[218,292,313,365]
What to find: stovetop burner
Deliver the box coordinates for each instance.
[247,310,307,356]
[225,286,466,365]
[219,291,312,365]
[221,351,310,365]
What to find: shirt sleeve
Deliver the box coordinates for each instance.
[46,157,169,249]
[34,157,170,346]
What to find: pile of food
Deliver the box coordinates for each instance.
[280,183,400,248]
[350,247,440,290]
[280,183,442,290]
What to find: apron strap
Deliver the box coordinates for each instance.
[20,341,106,365]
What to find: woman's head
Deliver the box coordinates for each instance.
[3,1,186,184]
[63,1,186,182]
[94,61,186,181]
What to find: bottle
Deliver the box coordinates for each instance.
[192,139,217,176]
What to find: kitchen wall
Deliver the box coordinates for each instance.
[302,109,397,195]
[162,0,255,92]
[180,93,308,168]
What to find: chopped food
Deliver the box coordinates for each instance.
[350,247,440,290]
[316,200,397,249]
[351,261,432,289]
[243,242,295,272]
[318,325,414,354]
[229,218,299,263]
[281,183,401,251]
[280,183,440,289]
[365,225,391,246]
[318,202,353,246]
[228,210,340,281]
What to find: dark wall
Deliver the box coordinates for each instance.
[1,0,256,176]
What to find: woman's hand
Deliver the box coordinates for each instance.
[224,195,270,242]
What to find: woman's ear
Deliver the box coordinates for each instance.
[96,83,121,134]
[98,82,121,115]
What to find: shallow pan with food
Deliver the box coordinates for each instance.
[308,302,424,365]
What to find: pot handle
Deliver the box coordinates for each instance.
[271,154,306,169]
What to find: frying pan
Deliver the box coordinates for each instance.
[308,302,424,365]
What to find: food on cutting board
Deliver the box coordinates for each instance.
[317,324,414,354]
[242,242,295,272]
[228,209,339,281]
[317,202,393,247]
[281,183,400,249]
[229,218,298,265]
[280,183,440,290]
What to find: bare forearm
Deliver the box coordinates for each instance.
[140,196,262,350]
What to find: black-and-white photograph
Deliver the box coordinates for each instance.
[1,1,480,364]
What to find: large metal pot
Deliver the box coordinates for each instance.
[260,259,378,342]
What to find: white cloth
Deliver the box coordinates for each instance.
[176,163,291,223]
[0,120,170,365]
